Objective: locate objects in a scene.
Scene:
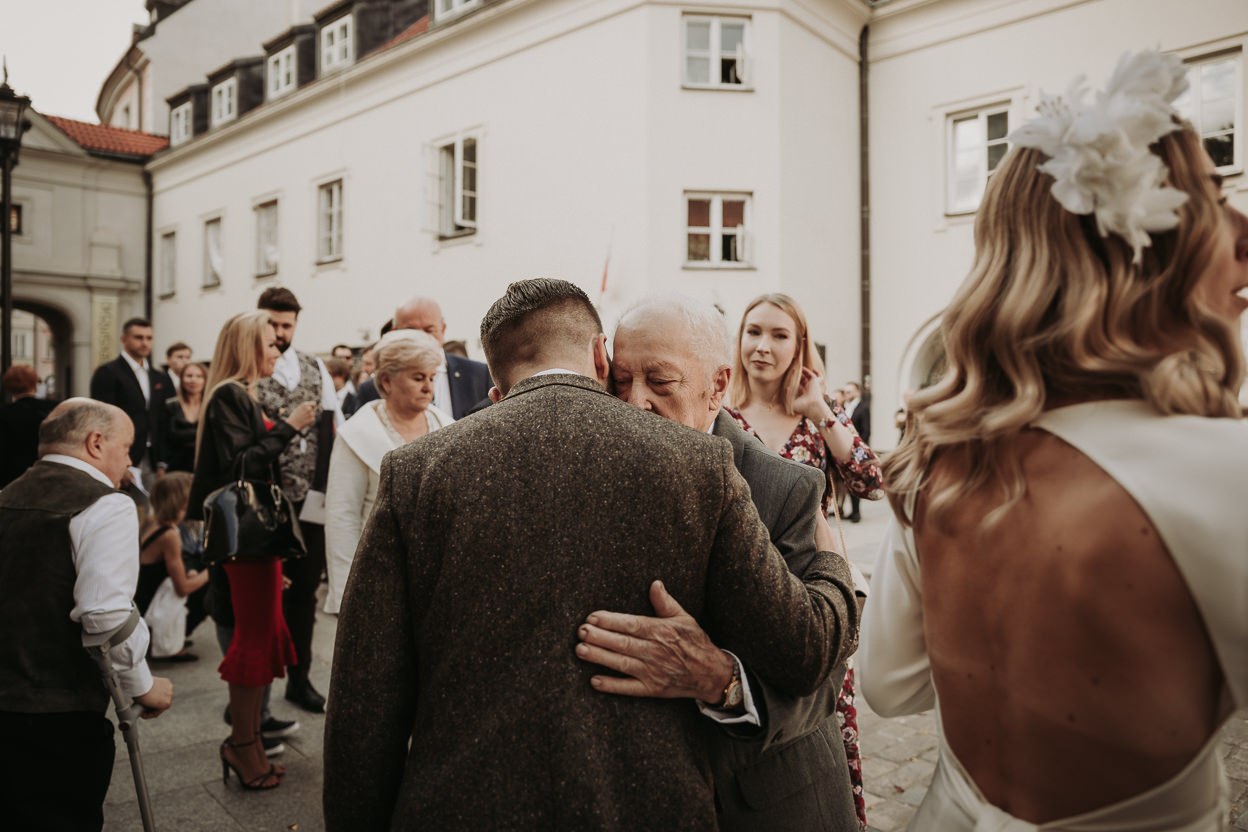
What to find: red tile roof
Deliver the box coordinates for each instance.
[45,115,169,158]
[381,14,429,51]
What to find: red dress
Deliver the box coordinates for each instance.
[217,415,298,687]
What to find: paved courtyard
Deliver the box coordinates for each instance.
[101,497,1248,830]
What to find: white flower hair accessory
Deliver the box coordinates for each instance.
[1009,49,1191,263]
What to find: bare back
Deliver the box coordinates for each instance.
[915,430,1225,823]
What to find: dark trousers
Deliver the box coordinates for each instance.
[282,515,325,678]
[0,710,114,831]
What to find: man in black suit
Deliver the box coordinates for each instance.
[353,296,491,419]
[844,381,870,522]
[88,317,174,488]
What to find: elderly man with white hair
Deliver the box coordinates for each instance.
[0,398,174,831]
[324,330,454,614]
[575,295,861,832]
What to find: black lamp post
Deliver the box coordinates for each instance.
[0,63,32,387]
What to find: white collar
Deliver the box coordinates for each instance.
[43,454,114,487]
[121,351,149,374]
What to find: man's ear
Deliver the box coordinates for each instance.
[709,364,731,410]
[592,334,610,386]
[488,386,504,404]
[83,431,106,462]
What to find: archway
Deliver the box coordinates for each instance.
[14,299,75,400]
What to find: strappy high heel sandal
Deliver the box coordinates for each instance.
[220,739,282,790]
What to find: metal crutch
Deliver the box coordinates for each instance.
[83,606,157,832]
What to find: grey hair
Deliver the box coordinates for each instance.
[374,330,443,399]
[38,399,121,456]
[616,294,731,378]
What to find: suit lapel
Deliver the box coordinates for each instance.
[713,409,747,471]
[114,356,147,405]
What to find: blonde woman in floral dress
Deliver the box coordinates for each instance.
[726,292,882,830]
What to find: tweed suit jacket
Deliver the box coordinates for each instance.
[324,373,852,832]
[706,410,860,832]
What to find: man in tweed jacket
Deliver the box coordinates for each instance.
[324,279,855,831]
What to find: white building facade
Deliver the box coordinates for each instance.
[138,0,1248,444]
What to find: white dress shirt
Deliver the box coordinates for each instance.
[271,348,344,427]
[46,454,154,699]
[120,351,151,405]
[844,397,860,419]
[433,352,452,415]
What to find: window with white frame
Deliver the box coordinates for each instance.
[9,204,21,235]
[268,46,297,99]
[321,16,353,73]
[13,331,30,360]
[438,136,477,236]
[434,0,478,21]
[1176,51,1241,171]
[211,79,237,127]
[684,16,749,88]
[685,193,750,266]
[159,231,176,296]
[947,106,1010,214]
[203,218,223,288]
[170,103,192,146]
[255,201,278,276]
[318,180,344,262]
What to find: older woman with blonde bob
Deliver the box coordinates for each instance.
[324,330,454,614]
[860,51,1248,831]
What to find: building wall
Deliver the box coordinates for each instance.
[11,116,150,395]
[867,0,1248,445]
[149,0,865,368]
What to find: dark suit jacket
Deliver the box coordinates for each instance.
[354,352,492,420]
[324,373,856,832]
[89,355,174,468]
[707,410,860,831]
[849,398,871,444]
[0,396,57,488]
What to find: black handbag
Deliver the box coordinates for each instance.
[202,461,306,565]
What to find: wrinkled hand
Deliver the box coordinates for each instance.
[815,510,842,555]
[793,367,832,423]
[136,676,173,719]
[576,581,734,704]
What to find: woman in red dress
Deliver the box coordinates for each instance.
[187,311,316,790]
[725,293,882,831]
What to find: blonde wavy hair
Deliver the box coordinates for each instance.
[195,311,273,467]
[885,124,1245,530]
[727,293,825,415]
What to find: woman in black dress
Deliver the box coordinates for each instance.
[163,362,207,473]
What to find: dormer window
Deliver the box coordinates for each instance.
[170,103,192,146]
[434,0,478,22]
[321,16,353,73]
[268,46,297,99]
[211,78,237,127]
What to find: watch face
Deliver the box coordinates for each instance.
[725,680,744,708]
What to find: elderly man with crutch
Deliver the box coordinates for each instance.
[0,399,173,832]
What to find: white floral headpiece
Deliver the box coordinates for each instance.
[1009,50,1190,263]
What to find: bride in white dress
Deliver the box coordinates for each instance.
[860,51,1248,831]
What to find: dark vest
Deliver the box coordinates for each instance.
[0,460,120,714]
[255,350,322,503]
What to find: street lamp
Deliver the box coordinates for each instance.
[0,61,32,387]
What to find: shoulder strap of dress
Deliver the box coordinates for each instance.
[1033,400,1248,709]
[140,525,176,551]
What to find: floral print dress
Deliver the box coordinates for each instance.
[725,400,878,832]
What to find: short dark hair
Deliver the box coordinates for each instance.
[325,357,351,380]
[122,317,152,334]
[257,287,302,314]
[2,364,39,396]
[166,341,191,357]
[480,278,603,377]
[331,343,352,355]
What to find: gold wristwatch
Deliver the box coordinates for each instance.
[719,664,744,709]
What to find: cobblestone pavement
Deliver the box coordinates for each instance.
[101,498,1248,830]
